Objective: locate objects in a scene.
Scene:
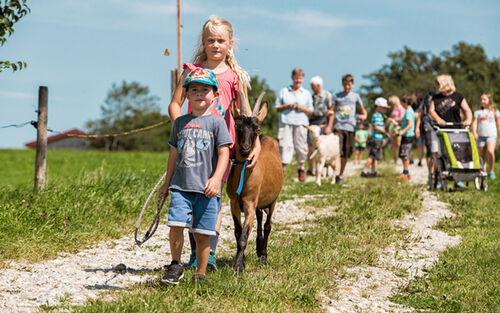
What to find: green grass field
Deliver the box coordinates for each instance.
[0,149,498,312]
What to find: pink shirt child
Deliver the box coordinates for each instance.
[390,104,406,123]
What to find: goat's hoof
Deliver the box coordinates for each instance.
[233,263,245,273]
[259,255,267,265]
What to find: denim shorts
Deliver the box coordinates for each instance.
[477,136,497,147]
[167,189,220,236]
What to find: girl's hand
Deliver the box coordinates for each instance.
[204,177,220,198]
[158,183,169,199]
[415,128,420,138]
[437,119,446,126]
[247,138,261,168]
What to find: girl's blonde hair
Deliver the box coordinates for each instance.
[192,16,251,88]
[481,93,497,114]
[388,95,401,107]
[435,74,456,94]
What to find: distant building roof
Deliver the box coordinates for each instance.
[24,128,88,148]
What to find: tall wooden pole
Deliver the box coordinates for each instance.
[177,0,181,79]
[34,86,48,190]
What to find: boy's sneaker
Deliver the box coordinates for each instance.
[360,172,370,178]
[162,262,184,285]
[298,169,305,182]
[186,250,197,270]
[371,172,382,177]
[207,249,217,271]
[192,274,210,285]
[489,172,496,180]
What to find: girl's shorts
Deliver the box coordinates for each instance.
[477,136,497,147]
[167,189,220,236]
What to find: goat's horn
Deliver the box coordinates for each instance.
[252,92,266,117]
[238,90,248,116]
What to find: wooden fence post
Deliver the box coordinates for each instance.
[34,86,48,190]
[171,68,178,98]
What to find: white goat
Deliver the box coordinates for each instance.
[304,125,340,185]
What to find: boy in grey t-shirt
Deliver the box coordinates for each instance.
[158,67,232,284]
[325,74,367,182]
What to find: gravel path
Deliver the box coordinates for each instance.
[0,160,459,312]
[324,161,461,313]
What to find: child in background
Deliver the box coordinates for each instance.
[354,121,369,164]
[361,97,391,177]
[159,68,232,284]
[168,16,260,270]
[472,93,500,180]
[397,97,416,180]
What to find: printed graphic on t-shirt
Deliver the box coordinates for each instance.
[340,106,351,119]
[177,128,214,168]
[436,98,456,116]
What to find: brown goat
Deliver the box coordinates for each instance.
[226,92,284,272]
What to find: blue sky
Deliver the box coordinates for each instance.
[1,0,499,148]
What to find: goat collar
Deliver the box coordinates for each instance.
[232,159,251,195]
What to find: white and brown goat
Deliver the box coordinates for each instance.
[304,125,340,185]
[226,92,284,272]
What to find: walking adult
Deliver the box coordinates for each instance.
[429,74,473,188]
[324,74,367,183]
[275,68,313,181]
[307,76,332,175]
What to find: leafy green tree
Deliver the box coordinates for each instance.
[248,75,278,137]
[87,81,170,151]
[0,0,30,72]
[361,42,500,111]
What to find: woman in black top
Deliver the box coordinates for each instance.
[429,74,472,127]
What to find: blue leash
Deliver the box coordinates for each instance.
[233,159,250,195]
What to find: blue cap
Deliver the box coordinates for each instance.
[183,67,218,91]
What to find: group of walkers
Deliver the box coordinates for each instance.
[275,71,500,183]
[154,15,499,286]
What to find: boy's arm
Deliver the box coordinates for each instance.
[357,103,367,121]
[158,148,178,199]
[374,124,388,137]
[400,119,412,136]
[205,145,230,198]
[324,107,335,134]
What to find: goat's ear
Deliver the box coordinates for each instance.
[319,124,327,129]
[256,101,268,124]
[303,125,311,130]
[231,98,240,118]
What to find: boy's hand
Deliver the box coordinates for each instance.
[204,177,220,198]
[158,183,169,199]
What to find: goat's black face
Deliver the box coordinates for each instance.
[234,116,260,157]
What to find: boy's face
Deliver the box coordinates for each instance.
[186,82,217,112]
[377,106,387,113]
[342,80,354,93]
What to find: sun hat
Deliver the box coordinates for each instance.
[374,97,389,108]
[183,67,218,90]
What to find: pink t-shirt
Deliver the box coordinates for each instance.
[390,104,406,123]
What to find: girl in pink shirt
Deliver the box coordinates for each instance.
[388,96,405,162]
